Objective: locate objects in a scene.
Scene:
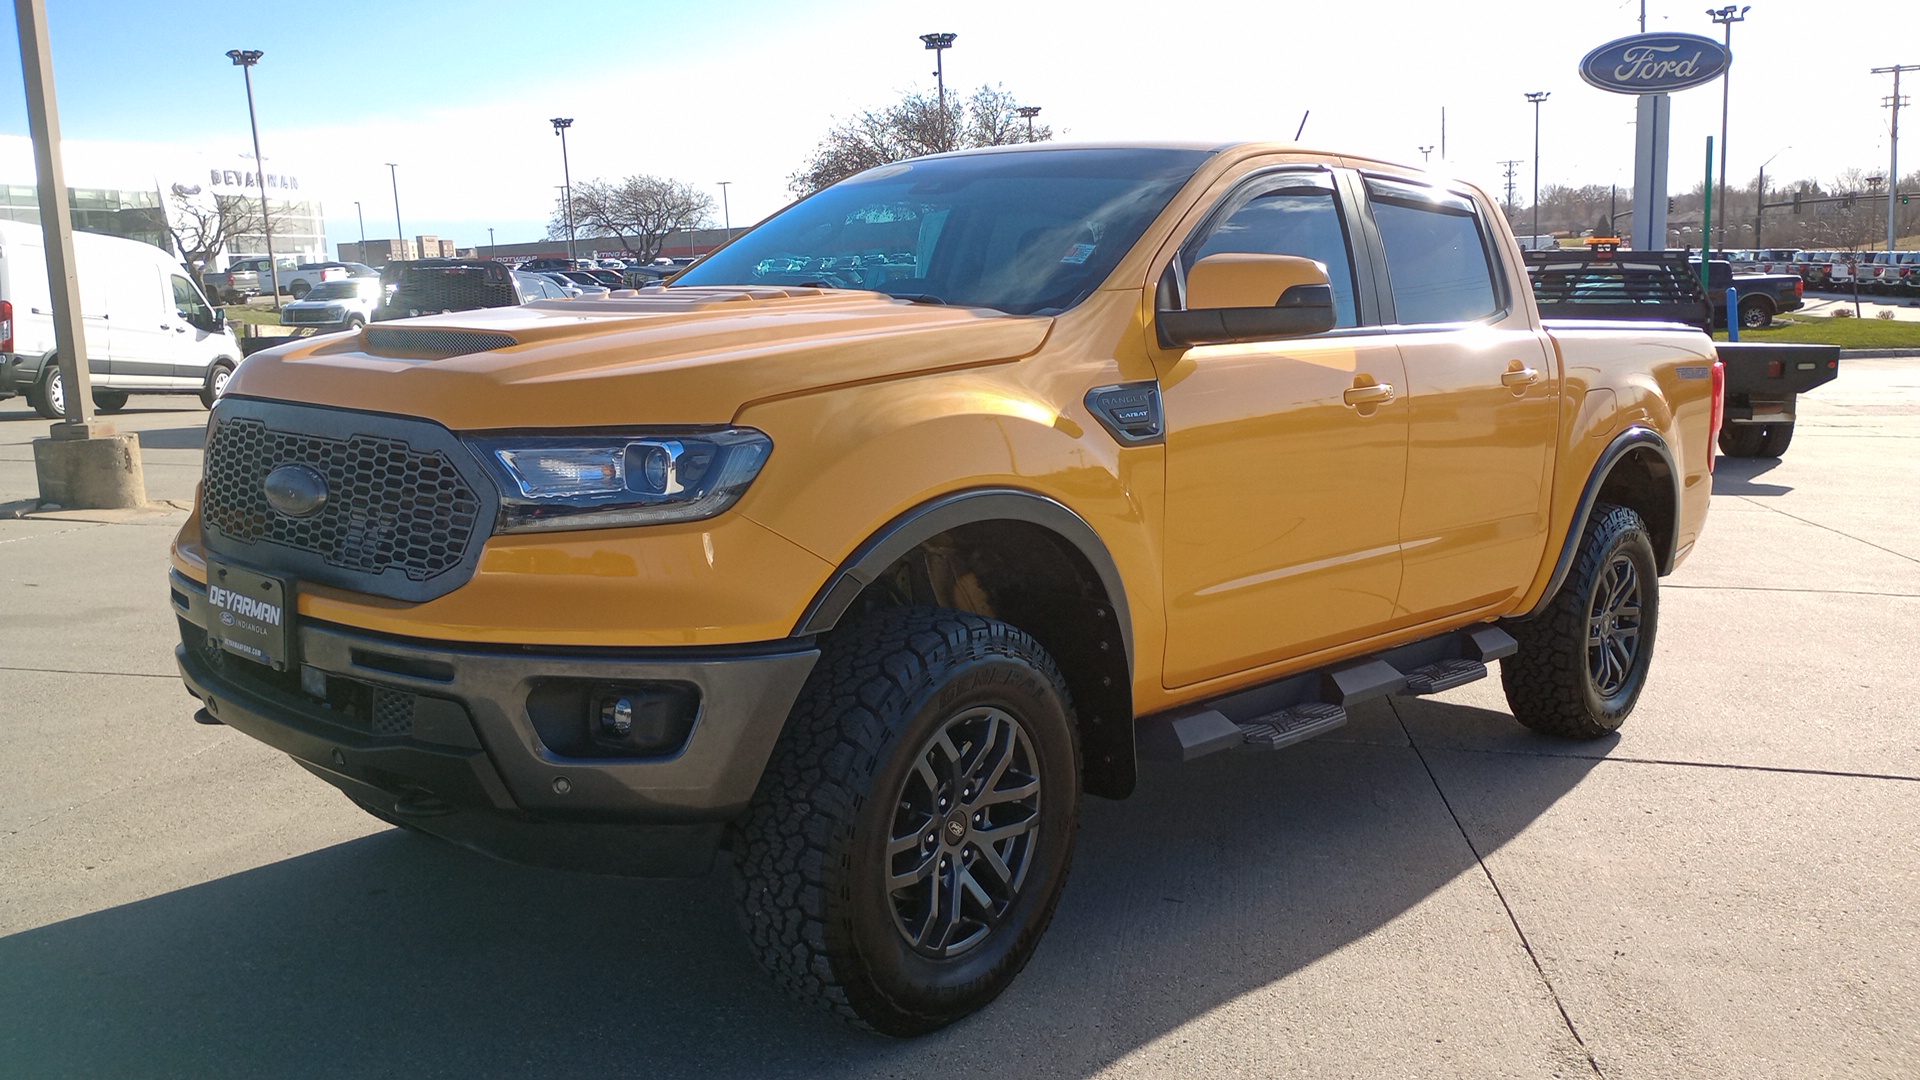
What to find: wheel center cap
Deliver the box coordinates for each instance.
[943,811,968,846]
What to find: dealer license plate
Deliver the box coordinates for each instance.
[205,557,293,671]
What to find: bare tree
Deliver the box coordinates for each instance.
[158,184,290,296]
[788,83,1054,195]
[550,176,714,261]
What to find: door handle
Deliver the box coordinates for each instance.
[1342,382,1396,406]
[1501,365,1540,388]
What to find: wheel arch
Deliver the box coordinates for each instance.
[1520,426,1679,620]
[792,488,1137,799]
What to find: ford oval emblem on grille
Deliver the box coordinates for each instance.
[264,463,328,518]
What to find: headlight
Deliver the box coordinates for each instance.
[466,428,772,533]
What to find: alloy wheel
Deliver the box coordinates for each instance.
[885,706,1042,958]
[1587,553,1643,697]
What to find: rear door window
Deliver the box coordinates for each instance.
[1366,179,1500,325]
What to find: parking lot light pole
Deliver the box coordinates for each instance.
[487,226,494,256]
[921,33,956,151]
[385,162,402,258]
[717,181,731,240]
[1707,5,1749,257]
[1016,105,1041,141]
[1753,146,1789,248]
[550,117,576,265]
[353,200,365,248]
[1526,92,1550,244]
[226,49,279,310]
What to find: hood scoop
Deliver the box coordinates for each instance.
[362,326,519,359]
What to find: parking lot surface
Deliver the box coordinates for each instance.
[1,361,1916,1078]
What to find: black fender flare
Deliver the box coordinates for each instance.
[1519,425,1680,620]
[790,487,1134,672]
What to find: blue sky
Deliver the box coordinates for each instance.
[1,1,1915,256]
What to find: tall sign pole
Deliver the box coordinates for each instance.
[15,0,93,430]
[16,0,146,510]
[1580,31,1732,251]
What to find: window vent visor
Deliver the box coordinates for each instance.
[362,327,519,359]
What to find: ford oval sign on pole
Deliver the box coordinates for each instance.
[1580,33,1730,95]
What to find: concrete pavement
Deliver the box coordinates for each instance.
[0,365,1916,1078]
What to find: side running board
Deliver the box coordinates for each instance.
[1137,625,1518,762]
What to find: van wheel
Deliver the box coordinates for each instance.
[91,389,129,413]
[200,360,235,409]
[734,606,1081,1036]
[32,364,65,419]
[1501,503,1659,738]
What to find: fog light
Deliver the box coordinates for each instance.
[601,696,634,736]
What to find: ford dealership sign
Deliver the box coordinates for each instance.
[1580,33,1730,95]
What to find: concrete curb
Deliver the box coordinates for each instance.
[1837,348,1920,358]
[1,498,192,523]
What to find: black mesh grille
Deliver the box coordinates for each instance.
[363,327,517,358]
[370,687,416,736]
[203,416,483,585]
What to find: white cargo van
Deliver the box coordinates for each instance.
[0,220,241,418]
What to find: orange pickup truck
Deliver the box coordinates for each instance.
[169,143,1719,1034]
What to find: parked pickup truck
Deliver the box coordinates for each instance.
[170,144,1719,1035]
[1698,258,1804,329]
[1526,247,1836,457]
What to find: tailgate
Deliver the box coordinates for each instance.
[1717,342,1840,396]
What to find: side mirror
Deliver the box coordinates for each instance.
[210,308,227,332]
[1159,253,1338,348]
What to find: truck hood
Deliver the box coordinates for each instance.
[225,286,1052,430]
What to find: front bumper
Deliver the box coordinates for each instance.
[171,569,818,875]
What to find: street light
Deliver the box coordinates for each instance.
[717,181,732,239]
[1526,92,1550,244]
[1016,105,1041,141]
[487,226,494,256]
[1707,5,1749,256]
[353,199,365,250]
[1418,144,1434,163]
[550,117,576,266]
[225,48,280,309]
[1752,146,1790,248]
[921,32,957,151]
[385,162,402,259]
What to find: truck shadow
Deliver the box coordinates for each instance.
[135,425,213,450]
[1712,455,1791,496]
[0,700,1599,1079]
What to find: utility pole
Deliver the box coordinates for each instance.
[920,33,956,151]
[1708,5,1749,256]
[1873,64,1917,253]
[226,49,278,309]
[1500,159,1523,217]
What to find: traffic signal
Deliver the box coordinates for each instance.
[1668,197,1676,213]
[1793,190,1803,214]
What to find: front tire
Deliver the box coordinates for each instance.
[734,607,1081,1036]
[32,363,65,419]
[200,359,234,409]
[1502,504,1660,738]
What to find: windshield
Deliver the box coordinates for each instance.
[306,281,370,300]
[674,147,1211,314]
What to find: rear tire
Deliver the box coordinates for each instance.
[290,281,311,300]
[734,606,1081,1036]
[1718,422,1792,458]
[91,388,129,413]
[1738,297,1773,329]
[1502,503,1659,739]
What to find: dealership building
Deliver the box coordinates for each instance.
[0,134,328,271]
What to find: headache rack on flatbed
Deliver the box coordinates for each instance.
[1524,247,1713,335]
